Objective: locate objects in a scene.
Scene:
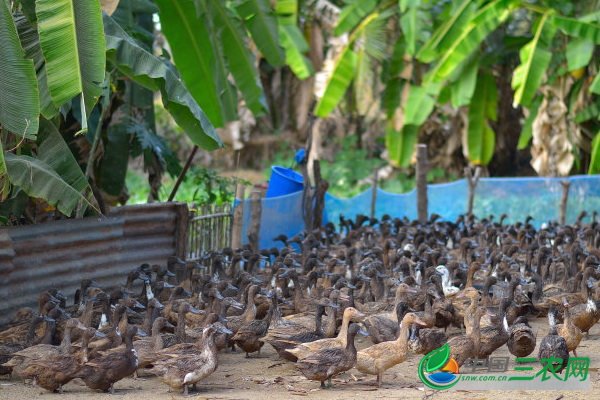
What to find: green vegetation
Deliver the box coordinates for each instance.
[2,0,600,224]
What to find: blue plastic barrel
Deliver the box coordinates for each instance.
[265,166,304,198]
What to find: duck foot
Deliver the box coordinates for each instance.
[320,381,326,389]
[573,349,578,357]
[245,352,250,358]
[183,385,188,396]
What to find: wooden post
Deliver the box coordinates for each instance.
[312,160,328,228]
[248,189,262,252]
[560,180,571,225]
[465,166,482,215]
[232,185,245,248]
[370,167,379,220]
[174,202,189,260]
[416,144,428,223]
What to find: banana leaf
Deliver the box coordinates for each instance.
[36,0,106,116]
[517,96,542,150]
[236,0,285,66]
[0,1,39,138]
[278,23,313,79]
[554,15,600,44]
[565,38,594,72]
[315,47,358,117]
[386,123,418,168]
[334,0,377,36]
[36,118,89,193]
[103,13,222,150]
[590,132,600,174]
[383,38,405,119]
[14,14,58,119]
[512,11,556,108]
[155,0,226,126]
[4,153,93,216]
[450,51,479,108]
[403,83,440,126]
[467,71,496,165]
[206,0,267,116]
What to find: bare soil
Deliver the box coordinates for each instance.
[1,317,599,400]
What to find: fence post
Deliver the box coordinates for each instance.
[174,202,189,260]
[416,144,428,223]
[248,189,262,252]
[370,167,379,220]
[560,180,571,225]
[232,185,245,248]
[313,160,328,228]
[465,166,482,215]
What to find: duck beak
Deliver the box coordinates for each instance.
[165,270,177,277]
[125,307,136,315]
[49,294,61,303]
[228,283,238,291]
[188,305,201,315]
[133,300,146,310]
[218,316,228,324]
[123,288,134,295]
[135,328,148,337]
[154,300,165,309]
[328,301,340,309]
[59,309,71,319]
[94,330,106,339]
[230,301,244,310]
[358,328,370,336]
[485,310,496,317]
[405,287,419,294]
[43,316,56,323]
[346,283,357,290]
[456,291,466,299]
[75,320,87,330]
[89,280,102,288]
[338,292,350,302]
[214,291,224,300]
[415,318,428,327]
[217,326,233,335]
[165,321,175,329]
[162,282,175,289]
[354,311,366,319]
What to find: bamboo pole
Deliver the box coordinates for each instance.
[416,144,428,223]
[248,189,262,253]
[232,186,246,248]
[370,167,379,220]
[465,166,482,215]
[560,180,571,225]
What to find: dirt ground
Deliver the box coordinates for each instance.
[1,316,599,400]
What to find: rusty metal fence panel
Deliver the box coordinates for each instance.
[187,203,233,261]
[0,202,188,326]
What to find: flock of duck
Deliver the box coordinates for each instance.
[1,211,599,394]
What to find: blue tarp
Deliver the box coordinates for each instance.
[239,175,600,250]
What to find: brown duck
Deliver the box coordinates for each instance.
[74,324,145,393]
[507,316,536,357]
[356,313,427,386]
[296,323,362,389]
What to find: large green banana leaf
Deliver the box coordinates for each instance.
[236,0,285,66]
[155,0,227,126]
[386,124,418,168]
[400,0,425,57]
[315,47,358,118]
[383,38,405,119]
[14,14,58,119]
[467,71,496,165]
[450,52,479,108]
[423,0,515,85]
[0,1,39,138]
[278,23,313,79]
[334,0,377,36]
[565,38,594,72]
[554,16,600,44]
[417,0,476,63]
[103,13,222,150]
[590,132,600,174]
[36,0,106,116]
[4,153,92,216]
[205,0,267,116]
[100,106,131,196]
[36,118,89,193]
[512,11,556,108]
[403,83,440,126]
[517,96,542,150]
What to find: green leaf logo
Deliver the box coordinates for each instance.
[425,343,450,372]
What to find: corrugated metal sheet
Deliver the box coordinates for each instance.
[0,202,188,325]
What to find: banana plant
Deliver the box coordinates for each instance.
[0,0,223,222]
[314,0,600,173]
